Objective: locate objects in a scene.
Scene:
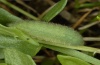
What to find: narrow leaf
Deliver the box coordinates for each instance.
[41,0,68,22]
[57,55,91,65]
[4,48,36,65]
[0,8,22,25]
[0,0,39,20]
[0,35,41,57]
[44,45,100,65]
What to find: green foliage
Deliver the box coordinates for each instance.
[0,35,41,57]
[0,9,99,64]
[0,0,100,65]
[0,0,68,22]
[75,0,100,8]
[4,48,36,65]
[41,0,68,22]
[0,8,22,25]
[97,16,100,20]
[44,45,100,65]
[0,23,39,46]
[10,21,84,46]
[57,55,91,65]
[0,0,39,20]
[10,21,100,53]
[0,24,16,36]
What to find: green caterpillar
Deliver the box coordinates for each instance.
[10,21,84,46]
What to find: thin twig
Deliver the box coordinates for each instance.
[16,0,40,16]
[0,0,39,20]
[72,9,93,29]
[78,21,100,30]
[43,49,53,57]
[83,37,100,41]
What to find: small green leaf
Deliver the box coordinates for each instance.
[41,0,68,22]
[97,16,100,20]
[4,48,36,65]
[0,35,41,57]
[57,55,91,65]
[78,2,100,8]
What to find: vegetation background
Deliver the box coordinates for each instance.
[0,0,100,65]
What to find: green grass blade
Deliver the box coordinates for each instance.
[43,43,100,53]
[44,45,100,65]
[0,0,39,20]
[79,2,100,8]
[57,55,91,65]
[41,0,68,22]
[0,8,22,25]
[4,48,36,65]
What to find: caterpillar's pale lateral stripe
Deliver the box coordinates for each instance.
[10,21,84,46]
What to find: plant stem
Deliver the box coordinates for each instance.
[0,0,39,20]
